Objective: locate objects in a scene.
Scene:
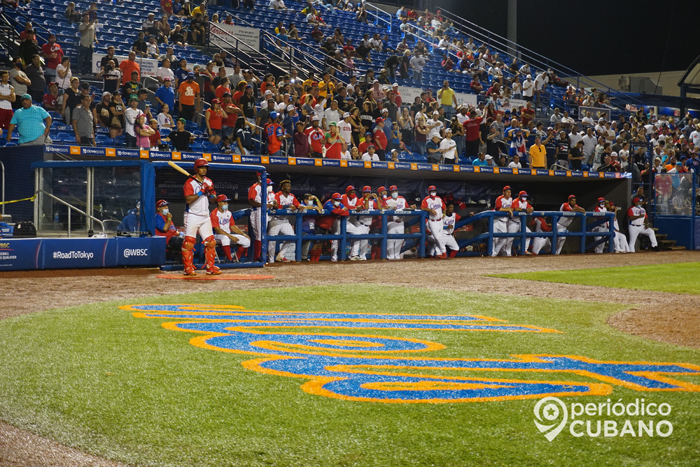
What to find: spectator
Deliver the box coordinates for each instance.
[93,92,112,134]
[106,93,125,138]
[99,46,120,73]
[410,54,426,84]
[7,94,51,145]
[119,52,140,86]
[121,71,141,101]
[22,54,45,103]
[205,99,226,145]
[0,70,15,130]
[463,110,483,158]
[161,117,191,150]
[161,0,174,17]
[39,34,63,83]
[528,137,547,168]
[414,116,428,155]
[133,32,148,58]
[154,77,175,113]
[60,77,81,123]
[156,59,175,85]
[65,2,81,23]
[440,128,457,164]
[133,113,155,149]
[157,103,174,130]
[42,82,60,111]
[426,134,442,163]
[124,98,140,148]
[98,59,121,94]
[77,13,97,75]
[437,80,457,119]
[147,36,160,59]
[18,30,40,66]
[470,75,483,94]
[361,144,379,161]
[72,94,95,146]
[522,74,534,101]
[569,140,585,170]
[177,72,200,121]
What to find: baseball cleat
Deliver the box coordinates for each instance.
[183,268,197,276]
[349,255,362,261]
[206,266,222,275]
[276,254,291,263]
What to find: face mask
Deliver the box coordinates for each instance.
[221,204,228,211]
[381,194,388,199]
[349,193,356,199]
[161,208,169,215]
[430,191,437,197]
[333,201,340,207]
[306,200,314,206]
[391,192,398,199]
[267,186,273,193]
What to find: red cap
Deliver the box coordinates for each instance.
[362,185,372,192]
[211,98,220,105]
[194,158,209,169]
[428,185,437,192]
[568,194,576,200]
[346,185,356,192]
[503,185,512,191]
[332,192,342,200]
[633,197,640,203]
[156,199,169,207]
[609,201,616,207]
[376,117,384,123]
[597,197,605,203]
[389,185,398,191]
[377,186,386,193]
[216,194,230,203]
[519,191,528,197]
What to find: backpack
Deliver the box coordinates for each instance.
[13,221,37,238]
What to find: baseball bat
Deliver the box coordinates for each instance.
[167,161,193,178]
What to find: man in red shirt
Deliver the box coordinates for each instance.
[161,0,173,16]
[40,34,64,83]
[305,116,325,158]
[358,132,373,154]
[265,111,287,156]
[119,52,141,86]
[373,117,388,160]
[462,110,483,158]
[520,101,536,127]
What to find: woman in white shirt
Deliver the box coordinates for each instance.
[56,57,72,91]
[157,103,174,128]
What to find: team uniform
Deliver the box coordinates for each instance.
[510,196,532,253]
[555,202,576,255]
[627,204,657,253]
[422,191,447,257]
[341,188,365,259]
[321,196,349,261]
[492,194,513,257]
[531,216,552,255]
[211,207,251,256]
[593,202,608,254]
[182,168,218,274]
[268,190,300,262]
[611,213,630,253]
[384,189,408,260]
[428,211,460,257]
[248,180,272,261]
[355,195,378,259]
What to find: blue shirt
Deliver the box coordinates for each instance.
[118,210,140,232]
[383,117,393,142]
[155,85,175,112]
[472,158,488,166]
[10,105,50,144]
[174,68,189,86]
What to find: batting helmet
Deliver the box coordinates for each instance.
[194,158,209,169]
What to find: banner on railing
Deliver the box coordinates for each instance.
[578,106,611,122]
[92,54,158,77]
[210,23,261,52]
[455,93,478,109]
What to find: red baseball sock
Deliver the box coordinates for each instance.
[254,240,261,261]
[222,245,233,261]
[449,250,458,258]
[236,246,246,260]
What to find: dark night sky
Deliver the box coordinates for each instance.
[435,0,700,76]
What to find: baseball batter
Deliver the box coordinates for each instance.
[556,194,586,255]
[182,158,220,275]
[268,180,300,263]
[385,185,408,260]
[627,196,658,253]
[211,194,251,262]
[491,186,514,257]
[248,175,275,262]
[593,197,608,254]
[510,190,534,255]
[422,185,447,259]
[608,201,630,253]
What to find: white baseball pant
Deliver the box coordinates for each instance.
[508,220,531,253]
[427,220,446,256]
[346,221,366,258]
[387,221,404,260]
[613,231,630,253]
[357,223,372,259]
[184,212,213,240]
[628,224,657,253]
[250,208,267,241]
[555,224,568,255]
[531,236,551,255]
[330,218,341,261]
[491,219,508,257]
[593,226,607,254]
[215,233,251,248]
[268,220,295,262]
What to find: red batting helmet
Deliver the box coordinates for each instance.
[194,158,209,169]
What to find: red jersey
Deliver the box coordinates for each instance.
[358,139,373,154]
[223,102,239,127]
[463,117,483,141]
[324,138,342,159]
[215,85,230,100]
[43,93,58,109]
[341,193,361,210]
[266,122,284,154]
[155,212,178,242]
[41,42,64,70]
[373,126,387,150]
[206,108,224,130]
[305,127,325,154]
[232,90,244,106]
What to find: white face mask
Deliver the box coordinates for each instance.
[333,200,340,207]
[430,191,437,197]
[267,186,273,193]
[391,192,398,199]
[221,204,228,211]
[306,200,314,206]
[161,208,169,215]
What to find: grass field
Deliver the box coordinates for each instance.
[0,285,699,466]
[491,262,700,295]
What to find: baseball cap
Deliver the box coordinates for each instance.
[633,196,640,203]
[503,185,512,191]
[222,92,231,97]
[269,111,279,120]
[156,199,169,208]
[216,194,230,203]
[377,186,386,193]
[526,74,532,79]
[389,185,398,191]
[598,117,605,122]
[381,108,388,113]
[365,131,372,136]
[611,152,618,158]
[21,93,32,100]
[178,118,187,124]
[343,112,350,118]
[367,144,375,149]
[187,72,195,78]
[286,104,295,112]
[311,116,320,121]
[568,194,576,200]
[373,79,379,83]
[267,179,274,185]
[211,98,220,105]
[332,192,342,200]
[597,197,605,203]
[346,185,356,192]
[519,191,528,198]
[329,121,337,126]
[445,128,452,133]
[427,185,437,191]
[485,154,493,160]
[392,83,399,87]
[48,81,58,87]
[362,186,372,193]
[163,77,172,81]
[376,117,384,123]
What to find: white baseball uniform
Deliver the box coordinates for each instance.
[627,205,657,253]
[556,202,576,255]
[593,205,608,254]
[612,217,630,253]
[428,211,460,256]
[510,197,532,253]
[422,195,447,256]
[492,195,513,257]
[531,217,552,255]
[268,191,300,262]
[248,182,270,242]
[184,176,215,240]
[385,195,408,260]
[342,194,367,258]
[211,208,251,248]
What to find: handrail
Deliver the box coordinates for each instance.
[4,7,51,44]
[404,20,463,64]
[436,7,644,108]
[37,189,106,237]
[363,2,392,32]
[207,21,269,73]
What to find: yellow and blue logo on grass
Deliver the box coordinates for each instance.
[124,304,700,404]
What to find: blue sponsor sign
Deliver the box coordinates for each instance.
[297,158,316,166]
[554,170,567,176]
[0,238,42,270]
[80,147,106,157]
[499,168,513,174]
[44,145,70,154]
[149,151,172,160]
[460,165,475,173]
[371,161,388,169]
[0,223,13,238]
[347,161,364,168]
[114,237,166,266]
[181,152,202,161]
[438,164,455,172]
[416,163,433,171]
[269,157,288,164]
[242,155,261,164]
[479,166,494,173]
[116,149,139,158]
[571,171,584,178]
[40,238,110,269]
[212,154,233,163]
[322,159,341,167]
[394,162,411,170]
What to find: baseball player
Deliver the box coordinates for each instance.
[341,185,371,260]
[608,201,630,253]
[182,158,220,276]
[530,215,552,255]
[491,186,514,257]
[556,194,586,255]
[421,185,448,259]
[155,199,183,254]
[627,196,658,252]
[428,203,460,257]
[268,179,301,263]
[385,185,408,260]
[248,174,275,262]
[211,194,251,262]
[593,197,608,254]
[321,192,350,262]
[510,190,534,255]
[355,186,378,260]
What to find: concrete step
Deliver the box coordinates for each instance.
[669,246,686,250]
